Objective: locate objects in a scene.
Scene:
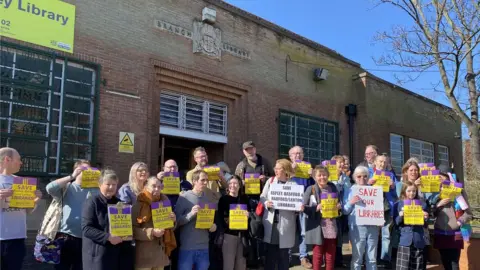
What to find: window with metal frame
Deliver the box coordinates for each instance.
[390,134,404,174]
[279,111,338,165]
[409,138,434,164]
[438,145,449,166]
[0,44,97,176]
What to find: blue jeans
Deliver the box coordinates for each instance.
[299,213,308,259]
[380,212,393,262]
[350,225,379,270]
[178,249,209,270]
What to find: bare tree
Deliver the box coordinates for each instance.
[374,0,480,178]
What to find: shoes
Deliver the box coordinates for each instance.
[300,257,313,269]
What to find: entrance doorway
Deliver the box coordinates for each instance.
[159,136,225,179]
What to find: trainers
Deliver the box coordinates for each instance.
[301,257,313,269]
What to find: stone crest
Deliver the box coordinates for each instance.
[193,21,222,59]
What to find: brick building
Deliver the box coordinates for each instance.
[1,0,463,189]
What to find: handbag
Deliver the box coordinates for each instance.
[34,183,69,264]
[255,177,274,216]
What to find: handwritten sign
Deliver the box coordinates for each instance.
[420,170,441,193]
[321,192,339,219]
[162,172,180,195]
[81,167,101,188]
[9,177,37,208]
[108,204,133,239]
[403,200,424,225]
[322,160,338,181]
[268,184,304,211]
[151,200,174,229]
[244,173,260,195]
[203,166,220,181]
[440,181,463,200]
[229,204,248,230]
[373,170,392,192]
[294,160,311,179]
[351,185,384,226]
[419,163,435,174]
[195,203,216,229]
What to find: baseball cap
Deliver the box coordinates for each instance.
[242,141,255,149]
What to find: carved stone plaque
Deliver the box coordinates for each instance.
[193,21,222,60]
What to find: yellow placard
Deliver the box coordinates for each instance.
[322,160,338,181]
[9,177,37,208]
[420,170,441,193]
[203,166,220,181]
[81,168,101,188]
[108,204,133,239]
[440,182,463,200]
[244,173,260,195]
[151,201,174,229]
[0,0,76,53]
[403,200,424,225]
[229,204,248,230]
[195,203,216,229]
[162,172,180,195]
[373,171,391,193]
[119,132,134,153]
[295,161,311,179]
[320,193,339,219]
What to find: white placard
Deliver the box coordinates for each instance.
[351,185,385,226]
[268,184,304,211]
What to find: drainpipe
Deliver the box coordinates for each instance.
[345,104,357,165]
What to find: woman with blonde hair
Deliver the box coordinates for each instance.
[118,162,149,204]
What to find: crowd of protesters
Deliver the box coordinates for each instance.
[0,142,472,270]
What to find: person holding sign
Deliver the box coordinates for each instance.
[216,175,251,270]
[260,159,301,270]
[44,159,99,270]
[175,170,217,270]
[133,176,177,270]
[303,165,341,270]
[0,147,43,270]
[394,182,428,270]
[157,159,193,209]
[81,169,134,270]
[343,166,380,270]
[118,162,150,204]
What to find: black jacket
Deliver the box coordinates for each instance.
[82,193,134,270]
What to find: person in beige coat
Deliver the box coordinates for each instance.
[132,176,177,270]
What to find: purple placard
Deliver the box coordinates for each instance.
[199,203,217,210]
[108,206,131,215]
[296,160,311,165]
[151,200,172,209]
[421,170,440,176]
[320,192,338,199]
[122,207,131,215]
[441,180,463,188]
[245,173,260,178]
[322,160,336,166]
[374,170,392,178]
[419,163,435,168]
[229,204,247,210]
[164,172,180,177]
[404,199,421,206]
[82,166,99,171]
[13,177,37,186]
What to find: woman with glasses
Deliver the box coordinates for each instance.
[118,162,150,204]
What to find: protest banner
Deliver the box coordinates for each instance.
[244,173,260,195]
[81,167,101,188]
[403,200,424,225]
[320,192,339,218]
[9,177,37,208]
[229,204,248,230]
[440,181,463,200]
[419,163,435,174]
[195,203,216,229]
[420,170,441,193]
[268,184,304,211]
[151,200,174,229]
[203,166,220,181]
[322,160,338,181]
[294,160,311,179]
[162,172,180,195]
[108,204,133,239]
[373,170,392,192]
[351,185,384,226]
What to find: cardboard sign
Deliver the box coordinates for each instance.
[244,173,260,195]
[419,163,435,174]
[195,203,216,229]
[420,170,441,193]
[268,184,304,211]
[373,170,392,192]
[320,192,339,219]
[403,200,424,225]
[151,200,174,229]
[294,161,311,179]
[322,160,338,181]
[229,204,248,230]
[351,185,384,226]
[162,172,180,195]
[81,167,101,188]
[108,204,133,239]
[9,177,37,208]
[440,181,463,200]
[203,166,220,181]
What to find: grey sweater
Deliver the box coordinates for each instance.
[174,190,212,250]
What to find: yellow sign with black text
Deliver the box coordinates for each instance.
[0,0,76,53]
[119,132,134,153]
